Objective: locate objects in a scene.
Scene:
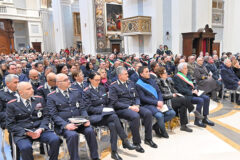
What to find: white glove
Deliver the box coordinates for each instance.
[103,107,114,112]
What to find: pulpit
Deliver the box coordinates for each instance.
[182,25,217,58]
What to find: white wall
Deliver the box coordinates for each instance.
[27,21,44,50]
[223,0,240,53]
[192,0,212,31]
[13,21,28,50]
[123,0,163,57]
[171,0,192,55]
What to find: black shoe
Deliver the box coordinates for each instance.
[160,130,169,138]
[212,98,219,102]
[202,118,215,126]
[122,139,137,150]
[153,123,161,137]
[193,110,204,119]
[134,144,145,153]
[194,118,206,128]
[180,125,193,132]
[111,151,122,160]
[144,139,158,148]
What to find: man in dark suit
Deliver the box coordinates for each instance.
[6,82,60,160]
[47,73,99,160]
[109,66,157,153]
[36,72,56,100]
[221,59,240,90]
[16,64,29,82]
[136,66,175,138]
[130,62,142,83]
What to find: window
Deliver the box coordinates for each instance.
[73,12,81,36]
[0,22,4,30]
[212,0,224,27]
[31,24,39,34]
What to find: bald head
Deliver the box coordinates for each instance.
[29,69,39,81]
[17,82,34,99]
[47,72,56,87]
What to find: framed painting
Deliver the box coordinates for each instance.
[105,3,122,34]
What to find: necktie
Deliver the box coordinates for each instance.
[25,99,31,112]
[12,92,16,97]
[63,91,69,100]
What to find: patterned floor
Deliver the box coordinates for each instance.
[1,98,240,160]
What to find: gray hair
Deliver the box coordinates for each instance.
[224,58,230,64]
[116,66,127,76]
[5,74,19,83]
[177,62,188,72]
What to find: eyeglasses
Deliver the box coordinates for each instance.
[49,79,56,82]
[58,78,69,82]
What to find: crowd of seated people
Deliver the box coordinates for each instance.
[0,47,239,160]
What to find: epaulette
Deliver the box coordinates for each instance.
[69,88,77,91]
[47,90,56,96]
[84,87,89,91]
[37,85,43,90]
[111,81,117,85]
[8,99,17,104]
[33,95,42,98]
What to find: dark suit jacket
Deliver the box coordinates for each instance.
[135,77,163,115]
[221,65,239,90]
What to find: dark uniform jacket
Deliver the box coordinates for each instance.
[36,83,56,100]
[6,96,50,143]
[109,80,140,111]
[47,88,88,134]
[71,81,88,93]
[83,85,114,124]
[0,87,18,128]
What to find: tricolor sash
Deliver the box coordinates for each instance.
[176,72,194,88]
[108,59,114,66]
[136,79,158,99]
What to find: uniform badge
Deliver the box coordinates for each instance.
[37,111,42,118]
[76,102,80,108]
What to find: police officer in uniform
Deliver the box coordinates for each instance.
[6,82,60,160]
[84,72,136,160]
[47,73,99,160]
[36,72,56,100]
[0,74,20,159]
[71,70,88,93]
[109,66,157,153]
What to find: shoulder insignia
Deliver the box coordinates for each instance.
[8,99,17,104]
[69,88,77,91]
[48,90,56,96]
[84,87,89,91]
[111,81,117,85]
[37,85,43,90]
[33,95,42,98]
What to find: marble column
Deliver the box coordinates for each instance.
[79,0,96,55]
[52,0,73,52]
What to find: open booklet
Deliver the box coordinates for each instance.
[159,104,169,113]
[194,90,204,97]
